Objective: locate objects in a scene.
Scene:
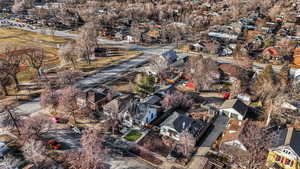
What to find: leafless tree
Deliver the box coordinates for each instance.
[0,154,21,169]
[130,22,142,43]
[276,38,296,57]
[103,99,121,135]
[65,128,108,169]
[76,22,98,65]
[0,106,21,135]
[25,48,46,77]
[58,43,78,69]
[177,131,196,158]
[161,91,193,110]
[12,0,34,13]
[22,138,58,169]
[20,115,52,141]
[56,69,82,87]
[40,88,59,112]
[186,55,220,91]
[268,4,282,21]
[4,48,22,90]
[0,59,13,96]
[59,85,80,124]
[221,121,274,169]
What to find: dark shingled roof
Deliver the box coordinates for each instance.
[160,112,208,136]
[220,99,248,115]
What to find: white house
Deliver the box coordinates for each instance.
[123,100,159,128]
[219,99,248,120]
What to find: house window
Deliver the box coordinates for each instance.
[290,161,294,167]
[275,155,281,162]
[151,113,154,119]
[285,159,291,166]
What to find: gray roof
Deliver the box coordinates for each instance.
[127,100,151,121]
[220,99,248,114]
[143,95,162,105]
[160,111,208,136]
[272,127,300,157]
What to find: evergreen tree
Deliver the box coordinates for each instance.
[135,74,155,98]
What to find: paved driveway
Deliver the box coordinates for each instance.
[199,115,228,147]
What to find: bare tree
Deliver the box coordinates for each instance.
[0,59,13,96]
[221,121,274,169]
[22,138,57,169]
[161,91,193,110]
[0,106,21,135]
[12,0,34,14]
[25,48,46,77]
[268,5,282,21]
[76,22,98,65]
[57,69,82,87]
[20,115,52,141]
[59,85,80,124]
[276,38,296,58]
[65,128,108,169]
[187,55,220,91]
[0,154,21,169]
[4,48,22,90]
[130,22,142,43]
[40,88,59,112]
[103,99,121,135]
[177,131,196,158]
[58,43,78,69]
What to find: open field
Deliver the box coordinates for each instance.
[0,28,70,56]
[0,28,141,83]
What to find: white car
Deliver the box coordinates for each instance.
[0,141,9,158]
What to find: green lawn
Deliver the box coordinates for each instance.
[124,130,142,142]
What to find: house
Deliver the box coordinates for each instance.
[123,100,159,127]
[218,64,253,82]
[294,69,300,83]
[220,119,247,151]
[102,94,134,118]
[77,87,113,111]
[160,111,209,141]
[293,47,300,65]
[219,99,248,120]
[161,50,178,64]
[266,127,300,169]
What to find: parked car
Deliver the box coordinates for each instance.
[47,139,62,150]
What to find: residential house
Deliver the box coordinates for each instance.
[160,111,209,141]
[102,94,134,118]
[77,87,112,111]
[220,119,247,151]
[219,99,248,120]
[266,127,300,169]
[122,99,159,127]
[293,47,300,66]
[161,50,178,64]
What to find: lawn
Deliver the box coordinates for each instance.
[124,130,142,142]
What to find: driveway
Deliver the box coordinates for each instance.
[199,115,228,147]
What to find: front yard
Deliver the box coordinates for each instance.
[124,130,142,142]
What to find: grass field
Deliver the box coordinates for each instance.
[124,130,142,142]
[0,28,70,56]
[0,28,141,83]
